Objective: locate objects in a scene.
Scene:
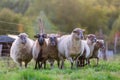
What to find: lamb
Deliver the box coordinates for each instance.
[89,39,105,65]
[32,33,48,69]
[58,28,85,69]
[10,33,34,68]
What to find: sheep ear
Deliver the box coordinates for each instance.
[73,30,77,33]
[47,34,50,38]
[87,35,90,38]
[25,34,28,37]
[82,29,85,32]
[34,34,39,38]
[56,34,61,37]
[43,34,47,38]
[18,34,21,37]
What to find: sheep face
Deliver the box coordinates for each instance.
[72,28,85,40]
[87,34,96,43]
[96,40,105,49]
[49,35,58,46]
[34,33,47,46]
[18,33,28,44]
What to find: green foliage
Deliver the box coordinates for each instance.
[0,8,21,35]
[0,0,29,14]
[34,11,59,34]
[111,15,120,36]
[25,0,120,34]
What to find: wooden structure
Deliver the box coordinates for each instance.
[0,35,15,56]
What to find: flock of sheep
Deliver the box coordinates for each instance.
[10,27,105,69]
[10,18,105,69]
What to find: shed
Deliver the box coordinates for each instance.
[0,35,15,56]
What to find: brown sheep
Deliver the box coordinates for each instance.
[89,39,105,65]
[46,34,60,69]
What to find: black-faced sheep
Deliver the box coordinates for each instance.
[32,33,47,69]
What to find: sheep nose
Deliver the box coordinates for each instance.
[80,35,84,39]
[51,42,56,46]
[102,46,105,49]
[22,39,26,44]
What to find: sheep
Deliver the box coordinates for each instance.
[46,34,60,69]
[58,28,85,69]
[89,39,105,65]
[32,33,48,69]
[77,40,90,67]
[77,34,97,67]
[10,33,34,68]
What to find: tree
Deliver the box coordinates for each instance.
[34,11,59,34]
[0,8,21,35]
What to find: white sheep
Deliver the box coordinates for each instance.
[10,33,34,68]
[77,34,96,67]
[77,40,90,67]
[58,28,85,69]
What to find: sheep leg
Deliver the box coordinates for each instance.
[81,57,84,67]
[58,53,64,69]
[35,61,38,69]
[44,61,46,69]
[71,61,73,69]
[86,58,90,65]
[50,61,54,69]
[65,51,73,69]
[35,60,40,69]
[57,60,60,68]
[19,62,22,69]
[75,57,79,68]
[39,62,42,69]
[61,60,64,69]
[67,57,73,69]
[96,57,99,66]
[25,62,28,68]
[88,59,90,65]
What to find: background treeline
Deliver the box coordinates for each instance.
[0,0,120,52]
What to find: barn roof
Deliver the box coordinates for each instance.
[0,35,15,43]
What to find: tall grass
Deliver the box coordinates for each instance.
[0,55,120,80]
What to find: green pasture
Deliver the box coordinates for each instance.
[0,55,120,80]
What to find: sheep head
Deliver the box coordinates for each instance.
[34,33,47,46]
[18,33,28,44]
[48,34,58,46]
[72,28,85,40]
[87,34,96,43]
[96,40,105,49]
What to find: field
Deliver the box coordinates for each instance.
[0,55,120,80]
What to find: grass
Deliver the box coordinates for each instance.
[0,55,120,80]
